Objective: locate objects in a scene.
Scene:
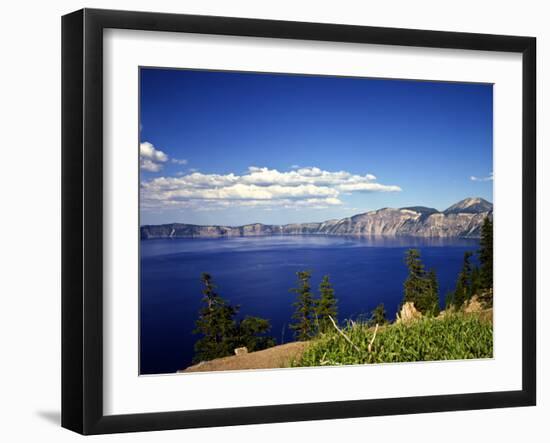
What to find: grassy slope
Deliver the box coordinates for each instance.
[296,311,493,367]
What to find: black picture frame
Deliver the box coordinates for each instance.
[62,8,536,435]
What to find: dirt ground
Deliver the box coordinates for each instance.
[180,341,309,373]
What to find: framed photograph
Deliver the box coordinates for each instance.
[62,8,536,435]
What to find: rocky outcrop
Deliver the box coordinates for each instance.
[396,302,422,324]
[463,296,483,313]
[234,347,248,356]
[141,197,493,240]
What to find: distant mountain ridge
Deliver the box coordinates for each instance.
[141,197,493,240]
[443,197,493,215]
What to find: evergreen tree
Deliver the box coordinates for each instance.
[453,251,473,310]
[424,268,440,316]
[479,216,493,290]
[290,271,315,340]
[234,316,276,352]
[403,249,427,310]
[445,291,455,310]
[193,273,275,363]
[368,303,388,327]
[470,266,481,299]
[315,275,338,333]
[193,273,238,363]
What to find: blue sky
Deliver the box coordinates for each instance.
[139,68,493,226]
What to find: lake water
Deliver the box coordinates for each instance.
[140,235,479,374]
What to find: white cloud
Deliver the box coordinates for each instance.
[337,182,401,192]
[171,158,188,165]
[240,166,387,189]
[141,166,401,211]
[140,142,168,172]
[470,172,493,182]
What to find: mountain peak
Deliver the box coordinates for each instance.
[444,197,493,215]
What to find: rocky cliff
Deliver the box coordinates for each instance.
[141,197,492,240]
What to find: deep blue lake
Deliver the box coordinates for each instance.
[140,235,479,374]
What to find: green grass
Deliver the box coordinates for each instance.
[295,312,493,367]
